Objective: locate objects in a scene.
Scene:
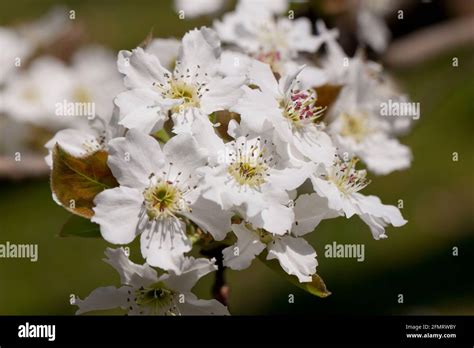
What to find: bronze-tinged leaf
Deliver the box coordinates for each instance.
[301,273,332,298]
[315,84,343,117]
[212,110,241,142]
[51,144,118,219]
[258,251,331,298]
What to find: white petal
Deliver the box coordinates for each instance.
[285,62,328,88]
[103,247,157,286]
[269,163,314,191]
[116,89,166,134]
[230,86,278,134]
[178,27,220,78]
[189,115,226,164]
[267,235,317,283]
[200,76,245,115]
[176,292,229,315]
[140,218,192,274]
[259,200,294,235]
[311,176,357,216]
[164,257,217,292]
[223,223,266,270]
[162,132,208,178]
[44,128,99,167]
[145,38,180,71]
[359,134,412,175]
[117,48,170,89]
[293,193,341,236]
[174,0,224,18]
[293,128,336,166]
[92,187,143,244]
[286,17,325,53]
[357,10,390,54]
[248,59,280,99]
[219,50,251,77]
[184,195,232,241]
[353,193,407,239]
[75,286,128,315]
[278,64,305,96]
[108,129,165,189]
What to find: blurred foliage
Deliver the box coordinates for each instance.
[0,0,473,315]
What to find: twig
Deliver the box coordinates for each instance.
[201,245,229,306]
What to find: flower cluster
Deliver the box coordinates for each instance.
[45,1,411,315]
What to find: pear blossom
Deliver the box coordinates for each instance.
[1,56,78,129]
[116,27,245,135]
[75,248,229,315]
[68,46,124,120]
[223,219,319,283]
[0,27,32,85]
[44,107,125,167]
[37,10,416,315]
[326,57,412,175]
[92,129,232,273]
[232,59,336,166]
[198,133,312,235]
[308,156,407,239]
[214,5,326,66]
[355,0,398,54]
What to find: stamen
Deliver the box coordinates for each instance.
[283,89,326,128]
[328,157,371,194]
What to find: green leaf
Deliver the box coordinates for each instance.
[257,251,331,298]
[51,144,118,219]
[60,214,101,238]
[153,128,171,143]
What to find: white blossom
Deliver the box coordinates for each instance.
[75,248,229,315]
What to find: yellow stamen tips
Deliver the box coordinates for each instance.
[227,140,269,189]
[339,112,372,142]
[73,86,92,103]
[152,62,205,113]
[22,87,39,101]
[329,157,371,194]
[165,80,200,109]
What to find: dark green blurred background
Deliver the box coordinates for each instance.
[0,0,473,315]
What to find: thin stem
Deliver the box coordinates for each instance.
[201,245,229,306]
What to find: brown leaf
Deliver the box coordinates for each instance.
[51,144,118,219]
[213,110,241,141]
[315,84,343,119]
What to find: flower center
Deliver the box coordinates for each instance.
[143,180,185,219]
[22,86,39,101]
[134,282,178,315]
[166,79,200,112]
[227,141,269,188]
[339,112,372,142]
[283,89,326,128]
[328,157,371,194]
[255,49,282,73]
[73,86,92,103]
